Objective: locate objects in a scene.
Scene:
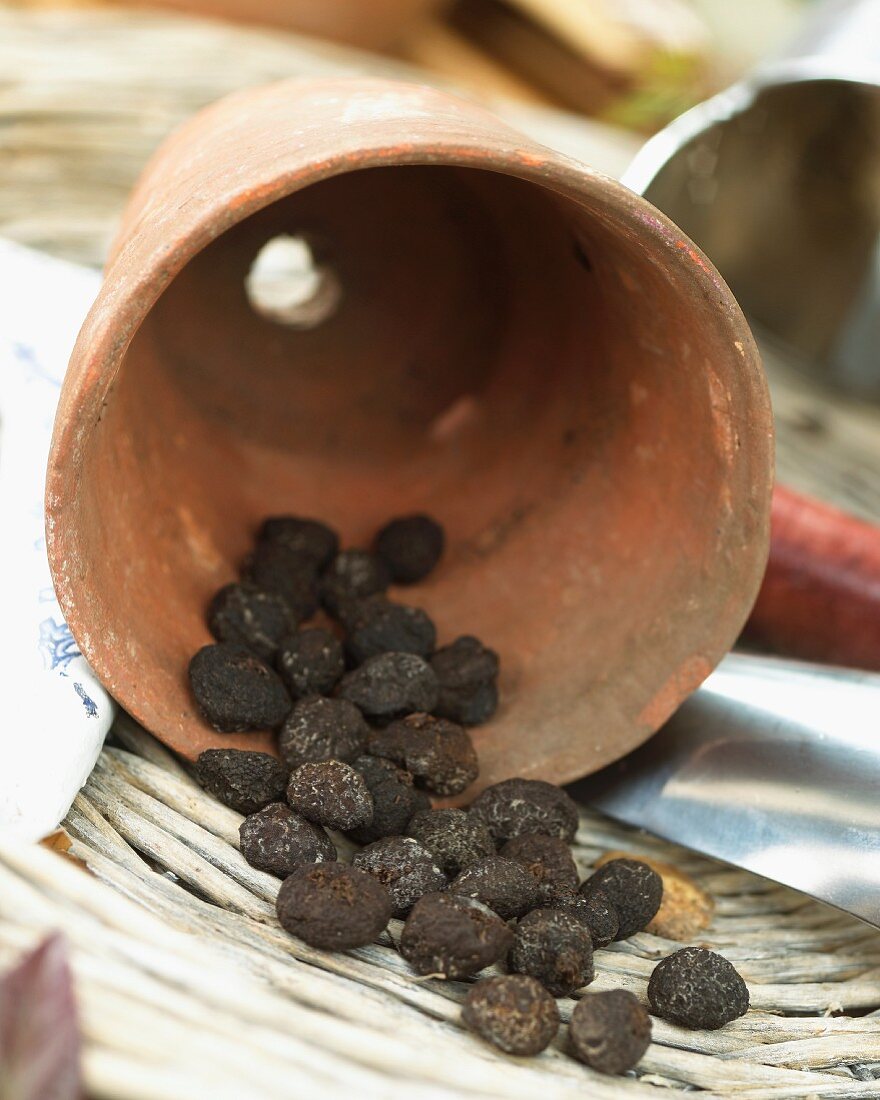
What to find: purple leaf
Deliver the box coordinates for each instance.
[0,934,82,1100]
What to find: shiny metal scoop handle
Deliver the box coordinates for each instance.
[574,653,880,927]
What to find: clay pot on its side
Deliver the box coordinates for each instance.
[46,78,773,792]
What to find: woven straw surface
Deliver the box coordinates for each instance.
[1,716,878,1099]
[2,7,880,1096]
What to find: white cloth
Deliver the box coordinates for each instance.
[0,239,114,841]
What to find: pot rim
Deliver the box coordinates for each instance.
[46,77,774,774]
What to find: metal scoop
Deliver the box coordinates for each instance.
[625,0,880,398]
[575,652,880,926]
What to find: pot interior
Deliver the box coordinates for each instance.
[72,163,767,784]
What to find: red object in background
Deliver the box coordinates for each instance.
[0,934,82,1100]
[748,484,880,671]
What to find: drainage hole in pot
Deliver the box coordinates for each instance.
[245,234,342,329]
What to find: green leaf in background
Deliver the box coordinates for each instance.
[600,48,707,132]
[0,935,82,1100]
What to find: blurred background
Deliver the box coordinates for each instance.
[0,0,803,264]
[1,0,878,518]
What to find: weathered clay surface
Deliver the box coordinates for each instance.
[46,78,773,786]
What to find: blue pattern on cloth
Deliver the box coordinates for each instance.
[0,238,114,839]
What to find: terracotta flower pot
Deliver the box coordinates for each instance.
[46,78,773,791]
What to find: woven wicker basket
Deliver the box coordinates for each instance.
[3,715,880,1098]
[2,6,880,1096]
